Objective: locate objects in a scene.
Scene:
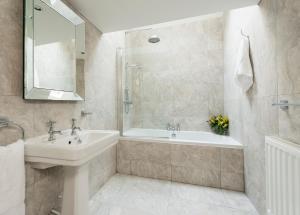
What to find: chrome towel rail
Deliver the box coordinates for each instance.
[0,117,25,140]
[272,100,300,110]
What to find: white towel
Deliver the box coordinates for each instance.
[235,36,253,92]
[0,140,25,215]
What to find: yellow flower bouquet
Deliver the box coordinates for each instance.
[207,115,229,135]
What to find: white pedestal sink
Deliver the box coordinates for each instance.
[25,130,119,215]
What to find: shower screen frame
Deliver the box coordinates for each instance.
[116,48,125,136]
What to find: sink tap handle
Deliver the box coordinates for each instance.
[47,120,62,141]
[47,120,56,127]
[71,118,81,135]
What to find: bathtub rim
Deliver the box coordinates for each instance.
[119,136,243,149]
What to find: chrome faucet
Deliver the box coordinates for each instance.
[71,118,81,136]
[176,123,180,132]
[47,120,62,141]
[166,123,180,131]
[166,123,172,131]
[166,123,181,138]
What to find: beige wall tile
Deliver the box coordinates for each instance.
[223,0,300,210]
[117,140,172,180]
[0,96,35,144]
[221,172,245,192]
[125,14,224,130]
[277,0,300,95]
[117,142,132,174]
[117,157,131,175]
[89,145,117,197]
[131,160,171,180]
[171,144,221,171]
[0,0,23,96]
[25,167,64,215]
[276,0,300,146]
[221,148,244,174]
[171,165,221,188]
[31,101,83,136]
[0,0,124,213]
[118,140,171,165]
[278,94,300,145]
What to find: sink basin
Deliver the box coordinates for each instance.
[25,129,119,215]
[25,130,119,167]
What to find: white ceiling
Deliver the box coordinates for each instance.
[67,0,260,33]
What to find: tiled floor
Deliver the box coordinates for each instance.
[90,174,258,215]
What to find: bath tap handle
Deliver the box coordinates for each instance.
[166,123,172,131]
[176,123,181,132]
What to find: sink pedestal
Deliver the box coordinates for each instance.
[62,163,89,215]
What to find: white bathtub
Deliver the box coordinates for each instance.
[122,128,242,149]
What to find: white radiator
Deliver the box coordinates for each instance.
[266,136,300,215]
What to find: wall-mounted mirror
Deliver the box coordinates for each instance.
[24,0,85,101]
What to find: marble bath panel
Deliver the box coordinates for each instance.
[221,172,245,192]
[117,140,171,165]
[221,149,244,174]
[131,160,172,181]
[171,144,221,171]
[221,149,245,191]
[117,140,244,191]
[171,165,221,188]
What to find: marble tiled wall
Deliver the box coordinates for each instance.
[276,0,300,144]
[0,0,124,214]
[223,3,278,214]
[224,0,300,214]
[124,14,224,131]
[117,140,244,192]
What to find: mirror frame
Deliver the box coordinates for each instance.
[23,0,85,101]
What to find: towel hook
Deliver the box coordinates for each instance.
[241,29,249,39]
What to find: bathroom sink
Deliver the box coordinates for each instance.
[25,129,119,215]
[25,130,119,167]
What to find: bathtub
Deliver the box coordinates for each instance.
[118,128,244,191]
[122,128,242,149]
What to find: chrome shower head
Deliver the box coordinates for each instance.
[148,35,160,43]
